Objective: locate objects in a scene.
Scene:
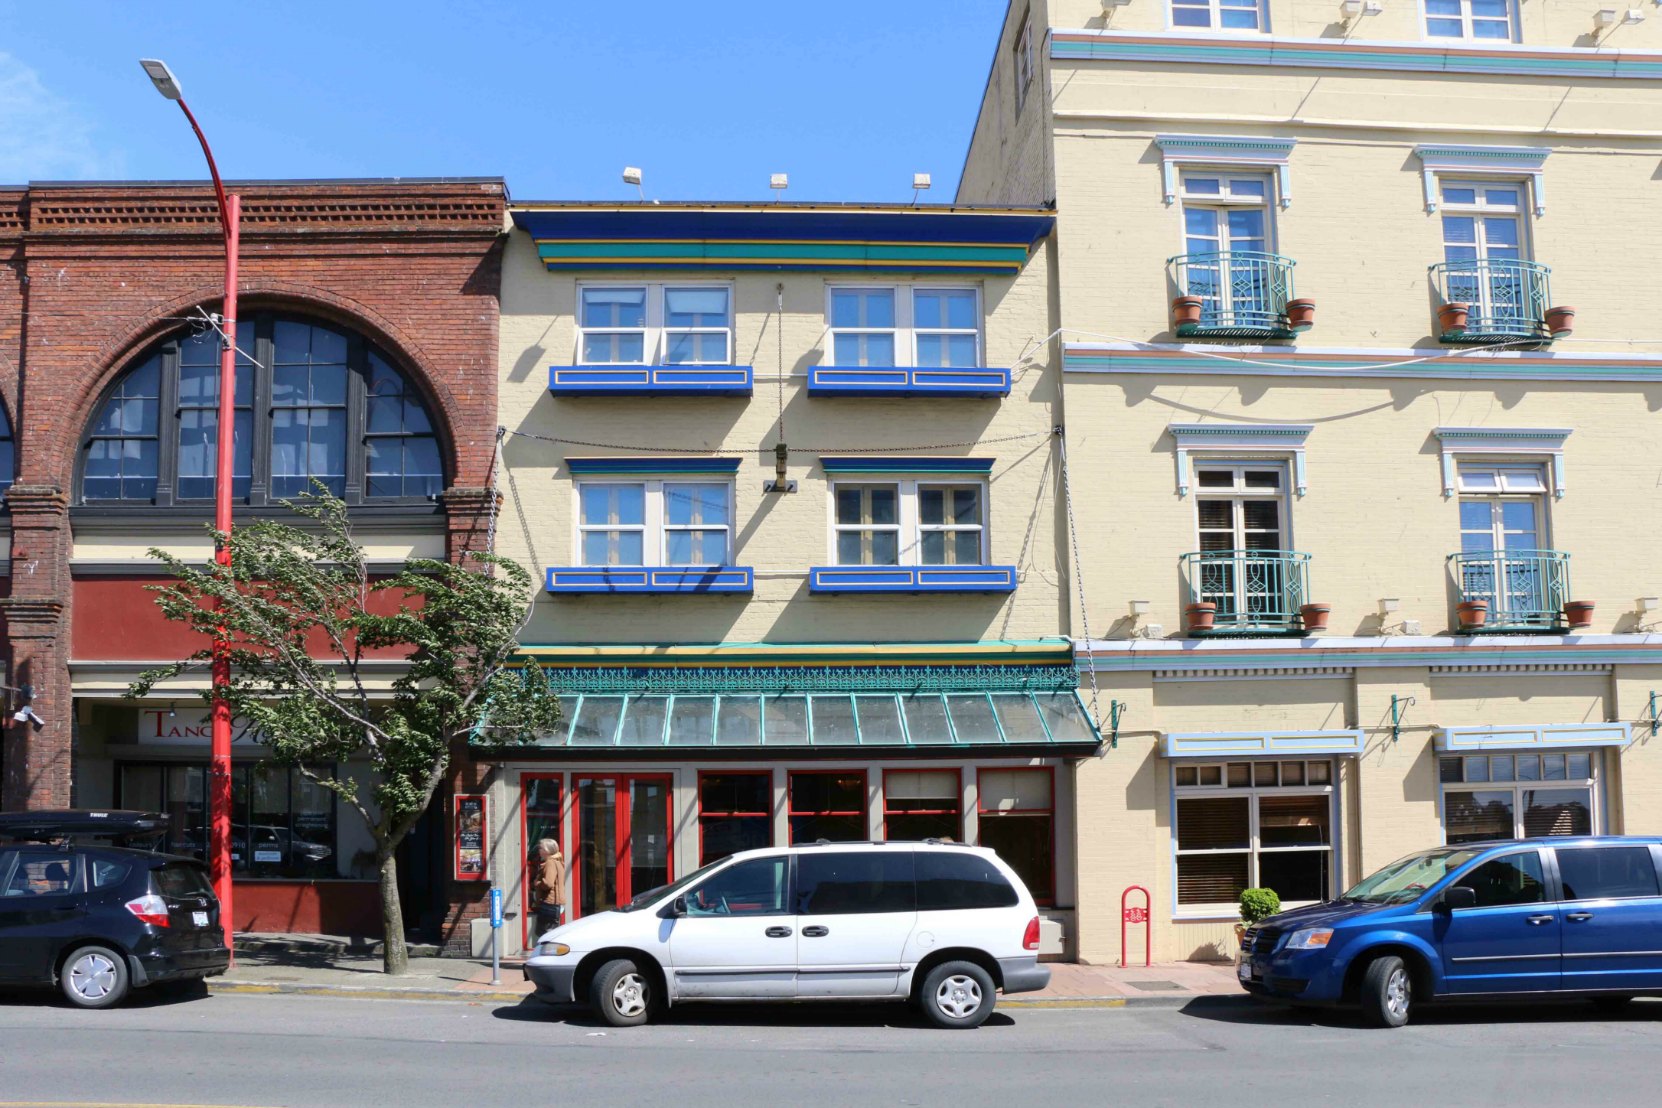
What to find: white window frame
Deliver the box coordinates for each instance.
[1192,462,1290,552]
[1439,751,1599,845]
[1457,462,1549,546]
[1178,172,1276,253]
[824,285,983,369]
[1421,0,1518,43]
[1439,178,1532,265]
[574,478,734,567]
[1167,0,1270,33]
[1173,759,1335,917]
[575,282,734,367]
[827,478,989,567]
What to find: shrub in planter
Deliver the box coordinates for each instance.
[1239,888,1282,928]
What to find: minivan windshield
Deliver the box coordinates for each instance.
[616,858,727,913]
[1341,848,1481,905]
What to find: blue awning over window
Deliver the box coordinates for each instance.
[531,689,1098,752]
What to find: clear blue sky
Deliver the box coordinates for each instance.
[0,0,1011,202]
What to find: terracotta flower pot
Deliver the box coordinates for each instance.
[1285,298,1317,333]
[1185,601,1218,632]
[1564,600,1595,629]
[1300,603,1332,632]
[1545,306,1576,337]
[1438,301,1470,334]
[1457,598,1489,630]
[1172,295,1205,327]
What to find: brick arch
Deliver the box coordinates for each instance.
[58,281,469,493]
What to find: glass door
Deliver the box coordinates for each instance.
[573,774,673,918]
[520,773,563,947]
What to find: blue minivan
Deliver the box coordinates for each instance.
[1239,835,1662,1027]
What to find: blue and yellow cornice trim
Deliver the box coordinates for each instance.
[820,456,994,475]
[1064,342,1662,384]
[512,638,1074,669]
[1050,29,1662,80]
[511,206,1054,276]
[565,456,743,476]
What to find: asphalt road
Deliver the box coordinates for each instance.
[1,989,1661,1107]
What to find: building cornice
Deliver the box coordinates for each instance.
[1077,634,1662,675]
[1063,342,1662,383]
[1049,29,1662,81]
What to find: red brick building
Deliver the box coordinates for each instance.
[0,178,505,937]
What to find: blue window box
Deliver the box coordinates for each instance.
[547,566,754,594]
[807,366,1011,398]
[548,365,753,396]
[808,565,1016,594]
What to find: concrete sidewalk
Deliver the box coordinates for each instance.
[212,939,1241,1008]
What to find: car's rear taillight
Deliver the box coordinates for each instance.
[125,893,171,928]
[1023,915,1041,951]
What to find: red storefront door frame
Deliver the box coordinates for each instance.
[571,773,674,920]
[519,771,564,949]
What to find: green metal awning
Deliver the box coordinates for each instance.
[533,689,1099,752]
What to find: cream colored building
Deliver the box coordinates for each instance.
[478,202,1100,956]
[962,0,1662,962]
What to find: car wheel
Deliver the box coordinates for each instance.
[589,958,654,1027]
[60,945,130,1010]
[1592,995,1634,1013]
[1360,955,1411,1029]
[920,961,996,1029]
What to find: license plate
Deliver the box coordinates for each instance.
[192,911,209,928]
[1237,961,1253,981]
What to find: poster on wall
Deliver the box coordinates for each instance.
[453,794,488,881]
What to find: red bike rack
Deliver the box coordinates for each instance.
[1121,885,1151,968]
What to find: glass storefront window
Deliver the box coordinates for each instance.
[1440,752,1595,844]
[1173,759,1333,911]
[977,768,1054,905]
[698,772,773,864]
[788,771,867,843]
[884,769,962,841]
[118,762,339,879]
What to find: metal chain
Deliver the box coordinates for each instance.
[502,438,542,580]
[1056,426,1104,741]
[482,427,505,566]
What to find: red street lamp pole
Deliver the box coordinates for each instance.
[140,59,236,951]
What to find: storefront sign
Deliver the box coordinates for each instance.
[453,794,488,881]
[137,708,258,746]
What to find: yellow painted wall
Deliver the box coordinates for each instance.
[495,221,1067,647]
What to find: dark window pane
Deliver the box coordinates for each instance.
[795,851,914,915]
[1446,790,1514,844]
[915,850,1018,910]
[1177,796,1250,850]
[1457,852,1545,908]
[90,859,132,889]
[4,852,76,896]
[152,862,212,898]
[1259,796,1330,847]
[1258,850,1330,902]
[887,812,962,841]
[978,813,1053,902]
[789,814,865,844]
[1522,788,1592,838]
[1556,846,1659,901]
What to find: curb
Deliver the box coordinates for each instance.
[209,979,1242,1010]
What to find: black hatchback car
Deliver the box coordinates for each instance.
[0,810,230,1008]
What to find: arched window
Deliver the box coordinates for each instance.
[79,313,443,507]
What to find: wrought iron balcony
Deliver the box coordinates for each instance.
[1448,549,1570,632]
[1430,259,1554,344]
[1168,251,1306,339]
[1181,550,1313,635]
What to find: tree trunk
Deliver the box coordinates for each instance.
[378,850,409,976]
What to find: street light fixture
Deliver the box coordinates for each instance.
[139,57,237,953]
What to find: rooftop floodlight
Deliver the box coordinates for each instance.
[1595,7,1619,25]
[770,173,789,190]
[139,58,182,100]
[621,166,642,186]
[1623,7,1646,22]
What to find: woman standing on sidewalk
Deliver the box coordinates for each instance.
[531,839,565,938]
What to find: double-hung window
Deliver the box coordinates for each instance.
[1174,759,1334,911]
[577,480,733,567]
[832,481,986,566]
[1441,752,1595,843]
[1170,0,1267,32]
[578,284,732,365]
[1013,12,1035,113]
[1425,0,1515,41]
[827,287,980,369]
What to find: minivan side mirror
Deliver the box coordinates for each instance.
[657,895,688,920]
[1439,886,1477,912]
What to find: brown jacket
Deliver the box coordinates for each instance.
[534,851,565,907]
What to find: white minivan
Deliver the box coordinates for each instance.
[524,841,1050,1028]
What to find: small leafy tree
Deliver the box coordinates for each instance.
[130,491,560,975]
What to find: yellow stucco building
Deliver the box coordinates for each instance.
[962,0,1662,962]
